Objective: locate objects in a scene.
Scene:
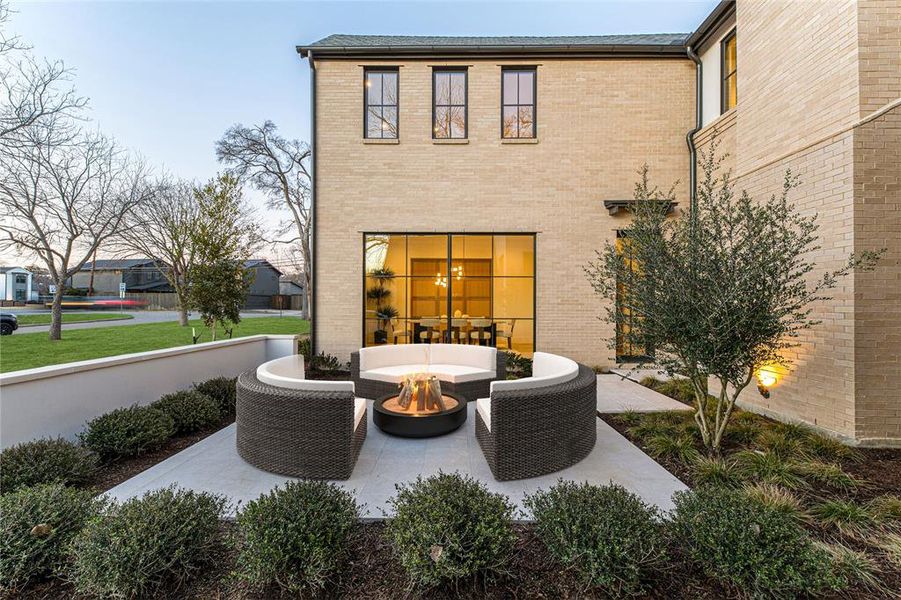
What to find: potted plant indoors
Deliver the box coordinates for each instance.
[367,267,396,344]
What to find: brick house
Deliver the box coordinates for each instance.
[297,0,900,445]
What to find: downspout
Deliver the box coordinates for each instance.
[308,51,317,355]
[685,45,702,228]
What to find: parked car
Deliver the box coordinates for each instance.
[0,311,18,335]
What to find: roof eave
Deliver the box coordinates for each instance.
[685,0,735,49]
[297,43,687,59]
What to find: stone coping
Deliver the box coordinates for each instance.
[0,334,299,385]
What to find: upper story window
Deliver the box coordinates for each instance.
[721,30,737,113]
[501,67,536,139]
[433,68,467,139]
[364,68,398,139]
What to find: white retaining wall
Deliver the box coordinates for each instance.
[0,335,298,449]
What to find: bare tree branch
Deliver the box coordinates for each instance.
[216,120,312,316]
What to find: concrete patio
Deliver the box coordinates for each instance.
[107,396,687,520]
[596,373,693,413]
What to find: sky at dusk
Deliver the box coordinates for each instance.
[3,0,718,266]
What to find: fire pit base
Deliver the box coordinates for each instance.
[373,391,467,438]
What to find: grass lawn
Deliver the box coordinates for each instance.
[0,316,309,373]
[15,312,133,326]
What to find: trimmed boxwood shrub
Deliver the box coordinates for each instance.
[386,472,517,587]
[234,480,359,594]
[0,437,98,492]
[670,486,843,598]
[79,404,175,460]
[69,486,226,598]
[0,484,104,592]
[193,376,237,418]
[152,390,220,434]
[524,481,667,597]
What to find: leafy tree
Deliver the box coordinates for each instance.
[189,174,260,341]
[585,143,882,453]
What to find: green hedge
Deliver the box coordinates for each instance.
[151,390,220,434]
[670,486,843,598]
[525,481,667,596]
[79,405,175,460]
[69,487,226,598]
[0,438,98,492]
[386,472,517,587]
[234,480,359,594]
[0,484,104,592]
[192,376,237,418]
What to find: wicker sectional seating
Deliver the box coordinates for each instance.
[475,352,597,481]
[350,344,506,400]
[236,355,367,479]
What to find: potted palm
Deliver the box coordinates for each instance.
[367,267,395,344]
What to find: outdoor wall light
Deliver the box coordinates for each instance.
[756,367,778,398]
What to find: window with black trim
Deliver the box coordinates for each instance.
[364,68,398,139]
[501,67,536,139]
[432,68,467,139]
[721,30,737,113]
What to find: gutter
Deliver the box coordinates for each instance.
[307,50,317,355]
[685,45,702,225]
[295,43,687,59]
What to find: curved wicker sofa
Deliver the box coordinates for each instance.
[350,344,506,400]
[236,355,367,480]
[475,352,597,481]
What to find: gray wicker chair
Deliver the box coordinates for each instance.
[236,370,366,479]
[350,347,506,400]
[475,364,597,481]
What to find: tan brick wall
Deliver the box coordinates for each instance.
[314,57,695,364]
[857,0,901,116]
[734,0,860,175]
[853,106,901,443]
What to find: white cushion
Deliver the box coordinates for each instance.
[256,354,305,387]
[425,364,495,383]
[354,397,367,430]
[360,364,429,383]
[490,351,578,393]
[428,344,496,370]
[358,345,429,371]
[256,355,355,392]
[476,397,491,431]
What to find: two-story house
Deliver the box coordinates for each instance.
[297,0,900,446]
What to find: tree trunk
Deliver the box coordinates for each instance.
[178,306,189,327]
[49,285,64,341]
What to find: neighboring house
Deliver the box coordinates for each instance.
[297,0,900,445]
[278,277,308,316]
[278,278,305,296]
[244,259,283,309]
[0,267,34,303]
[69,259,169,294]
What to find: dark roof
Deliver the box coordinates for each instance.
[244,259,284,276]
[686,0,735,49]
[0,266,24,273]
[298,33,689,57]
[79,259,158,271]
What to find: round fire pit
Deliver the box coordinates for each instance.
[373,391,467,438]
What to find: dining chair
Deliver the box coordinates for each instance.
[390,318,411,345]
[496,319,516,350]
[469,318,492,346]
[419,318,441,343]
[450,318,468,343]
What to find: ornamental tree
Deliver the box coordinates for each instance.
[584,143,882,453]
[189,174,261,341]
